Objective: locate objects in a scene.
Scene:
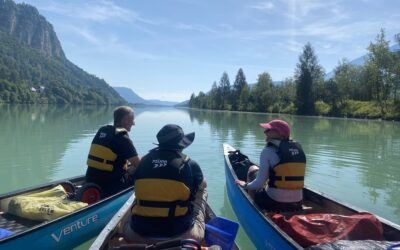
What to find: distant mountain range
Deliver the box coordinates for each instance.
[325,44,400,79]
[113,87,184,106]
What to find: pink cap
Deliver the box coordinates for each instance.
[259,119,290,139]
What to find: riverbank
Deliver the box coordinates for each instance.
[189,100,400,121]
[314,100,400,121]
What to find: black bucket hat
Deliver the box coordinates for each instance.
[156,124,195,149]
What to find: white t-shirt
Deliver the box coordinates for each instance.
[246,139,303,203]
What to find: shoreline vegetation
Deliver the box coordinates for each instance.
[189,30,400,121]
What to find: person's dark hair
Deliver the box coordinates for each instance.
[113,106,133,126]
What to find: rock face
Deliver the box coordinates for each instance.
[0,0,125,104]
[0,0,65,58]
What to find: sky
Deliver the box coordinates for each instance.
[15,0,400,102]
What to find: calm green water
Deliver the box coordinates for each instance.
[1,104,400,249]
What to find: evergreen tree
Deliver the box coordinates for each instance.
[210,81,219,109]
[295,42,324,115]
[189,93,197,107]
[238,84,250,111]
[232,68,247,110]
[218,72,231,110]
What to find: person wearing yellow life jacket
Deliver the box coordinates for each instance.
[85,106,141,197]
[123,124,207,244]
[235,119,306,212]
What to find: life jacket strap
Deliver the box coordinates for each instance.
[88,154,114,165]
[137,199,190,218]
[271,176,304,181]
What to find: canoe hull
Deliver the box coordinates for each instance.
[0,176,133,250]
[224,144,298,249]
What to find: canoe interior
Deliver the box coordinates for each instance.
[0,212,41,234]
[224,144,400,245]
[91,194,240,250]
[0,176,86,235]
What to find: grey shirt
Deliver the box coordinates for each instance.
[246,139,303,203]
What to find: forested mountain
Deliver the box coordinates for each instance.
[113,86,179,106]
[113,87,147,104]
[0,0,125,104]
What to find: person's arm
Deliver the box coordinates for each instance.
[186,159,205,194]
[245,147,279,190]
[129,155,141,167]
[127,155,141,175]
[118,134,140,174]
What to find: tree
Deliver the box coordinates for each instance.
[364,29,395,115]
[295,42,324,115]
[238,84,250,111]
[333,59,363,103]
[232,68,248,110]
[278,78,296,107]
[218,72,231,110]
[324,79,340,115]
[251,72,274,112]
[189,93,197,107]
[209,81,220,109]
[393,33,400,101]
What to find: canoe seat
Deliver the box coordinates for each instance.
[302,205,313,212]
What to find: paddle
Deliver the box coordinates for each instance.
[204,216,239,250]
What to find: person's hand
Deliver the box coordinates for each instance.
[127,165,137,175]
[235,180,246,188]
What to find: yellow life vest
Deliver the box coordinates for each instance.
[268,140,306,190]
[132,178,191,217]
[87,125,128,172]
[132,149,192,218]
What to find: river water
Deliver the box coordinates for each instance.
[1,104,399,249]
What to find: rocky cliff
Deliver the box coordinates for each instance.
[0,0,65,58]
[0,0,125,104]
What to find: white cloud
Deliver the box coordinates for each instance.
[59,24,160,60]
[250,1,275,11]
[281,40,304,53]
[36,0,152,24]
[175,23,218,34]
[81,1,132,22]
[284,0,339,18]
[69,26,101,45]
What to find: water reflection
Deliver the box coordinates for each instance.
[0,104,115,192]
[219,189,256,250]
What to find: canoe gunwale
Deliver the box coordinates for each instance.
[89,192,136,249]
[0,175,134,243]
[0,175,84,200]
